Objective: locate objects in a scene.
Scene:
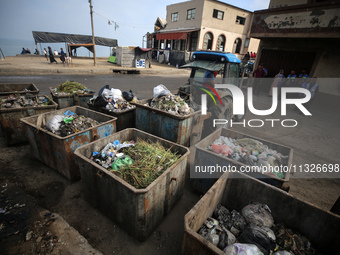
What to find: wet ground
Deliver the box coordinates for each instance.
[0,75,339,254]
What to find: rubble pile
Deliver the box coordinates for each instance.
[0,94,51,109]
[52,80,93,95]
[45,110,100,137]
[88,85,136,112]
[207,136,289,179]
[198,203,319,255]
[148,84,193,116]
[90,138,180,189]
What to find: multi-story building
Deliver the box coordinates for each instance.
[250,0,340,78]
[148,0,260,65]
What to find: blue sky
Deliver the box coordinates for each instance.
[0,0,269,55]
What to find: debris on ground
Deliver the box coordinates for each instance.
[90,138,181,189]
[198,203,320,255]
[207,136,289,179]
[147,84,193,116]
[45,110,100,137]
[88,85,136,112]
[52,80,93,95]
[0,94,52,109]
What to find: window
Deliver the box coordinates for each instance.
[180,40,186,51]
[236,16,246,25]
[190,32,198,51]
[171,12,178,22]
[213,9,224,20]
[233,38,242,54]
[173,40,179,50]
[203,32,213,50]
[187,8,195,20]
[216,35,226,51]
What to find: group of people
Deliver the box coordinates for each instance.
[251,65,319,110]
[243,51,257,61]
[43,47,67,64]
[20,48,31,54]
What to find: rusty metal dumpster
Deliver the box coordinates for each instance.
[74,128,189,241]
[21,106,117,181]
[182,172,340,254]
[0,95,57,145]
[49,87,94,109]
[191,128,293,193]
[87,103,136,131]
[0,83,39,96]
[135,99,203,147]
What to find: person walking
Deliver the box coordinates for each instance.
[48,46,58,64]
[43,48,48,61]
[60,48,66,64]
[252,64,265,96]
[269,69,284,96]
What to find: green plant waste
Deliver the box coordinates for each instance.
[113,138,181,189]
[56,80,87,94]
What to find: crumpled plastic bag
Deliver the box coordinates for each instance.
[223,243,264,255]
[273,251,294,255]
[212,144,231,156]
[111,88,123,100]
[241,203,274,228]
[153,84,171,98]
[238,224,276,255]
[122,90,134,101]
[45,115,65,133]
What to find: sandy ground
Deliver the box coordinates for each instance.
[0,56,339,254]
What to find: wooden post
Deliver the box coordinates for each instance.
[89,0,96,66]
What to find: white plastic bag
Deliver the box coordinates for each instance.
[153,84,171,98]
[45,115,65,133]
[223,243,264,255]
[111,88,123,100]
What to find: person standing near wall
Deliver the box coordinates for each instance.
[48,46,58,64]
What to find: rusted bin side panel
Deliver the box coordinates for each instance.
[0,83,39,96]
[135,99,201,147]
[49,87,94,109]
[182,172,340,255]
[74,128,189,240]
[21,106,117,181]
[192,128,293,193]
[87,103,136,131]
[0,96,57,146]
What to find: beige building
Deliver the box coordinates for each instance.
[148,0,259,65]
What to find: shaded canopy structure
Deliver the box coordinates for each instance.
[32,31,118,47]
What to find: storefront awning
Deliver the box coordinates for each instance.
[156,32,188,40]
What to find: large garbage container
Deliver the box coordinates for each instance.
[21,106,117,181]
[135,99,203,147]
[0,83,39,96]
[191,128,293,193]
[182,172,340,254]
[74,128,189,240]
[87,103,136,131]
[0,95,57,145]
[49,87,94,109]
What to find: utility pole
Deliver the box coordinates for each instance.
[89,0,96,66]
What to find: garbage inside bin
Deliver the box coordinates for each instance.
[53,80,93,95]
[207,136,289,179]
[197,202,320,254]
[90,138,181,189]
[143,84,193,116]
[88,85,136,112]
[45,111,100,137]
[0,94,52,109]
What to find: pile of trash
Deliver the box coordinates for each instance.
[198,203,319,255]
[91,138,180,189]
[148,84,193,116]
[207,136,289,179]
[0,94,51,109]
[52,80,93,95]
[45,110,100,137]
[88,85,136,112]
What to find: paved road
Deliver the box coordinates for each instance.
[0,74,189,99]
